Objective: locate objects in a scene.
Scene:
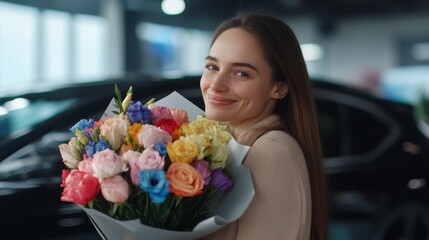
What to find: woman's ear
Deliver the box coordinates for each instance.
[272,81,288,99]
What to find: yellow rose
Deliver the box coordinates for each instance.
[167,137,198,164]
[209,138,228,169]
[181,116,218,135]
[186,134,212,160]
[166,163,204,197]
[206,128,231,145]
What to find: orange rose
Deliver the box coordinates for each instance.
[128,123,142,142]
[166,163,204,197]
[167,137,198,164]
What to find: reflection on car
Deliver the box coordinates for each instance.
[1,76,428,240]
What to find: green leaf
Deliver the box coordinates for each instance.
[92,126,100,142]
[114,84,122,102]
[144,98,155,106]
[110,203,119,217]
[114,84,124,113]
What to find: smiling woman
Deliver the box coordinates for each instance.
[199,13,328,240]
[201,28,288,132]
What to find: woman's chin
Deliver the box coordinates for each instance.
[204,111,228,122]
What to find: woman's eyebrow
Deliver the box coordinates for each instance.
[205,56,259,72]
[205,56,217,61]
[231,62,258,72]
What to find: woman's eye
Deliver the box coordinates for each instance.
[205,64,218,71]
[235,71,248,77]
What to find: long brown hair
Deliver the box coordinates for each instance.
[210,13,328,240]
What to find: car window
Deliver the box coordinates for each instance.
[0,98,77,139]
[317,99,389,158]
[317,100,341,158]
[348,106,389,155]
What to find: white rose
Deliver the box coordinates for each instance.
[59,138,80,169]
[99,114,130,151]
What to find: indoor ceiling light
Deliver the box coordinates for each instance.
[161,0,185,15]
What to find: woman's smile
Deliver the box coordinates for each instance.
[207,94,237,106]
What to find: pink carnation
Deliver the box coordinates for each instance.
[150,106,173,124]
[170,108,189,124]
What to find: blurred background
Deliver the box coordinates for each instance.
[1,0,429,239]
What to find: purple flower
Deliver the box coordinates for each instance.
[127,101,151,124]
[192,160,211,185]
[139,170,170,204]
[70,119,94,137]
[211,168,232,191]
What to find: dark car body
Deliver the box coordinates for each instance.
[1,76,428,239]
[314,81,429,239]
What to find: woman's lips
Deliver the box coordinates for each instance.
[207,94,237,106]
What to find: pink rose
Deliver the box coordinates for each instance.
[61,170,100,205]
[139,148,165,170]
[122,150,142,185]
[137,124,172,149]
[99,114,129,151]
[92,149,128,179]
[170,108,189,124]
[78,157,94,174]
[150,106,172,124]
[123,149,164,185]
[100,175,129,203]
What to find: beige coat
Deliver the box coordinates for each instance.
[201,115,311,240]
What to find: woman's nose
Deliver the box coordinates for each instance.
[210,72,228,93]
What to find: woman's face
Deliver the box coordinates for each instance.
[200,28,284,125]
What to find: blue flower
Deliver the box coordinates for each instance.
[85,141,96,158]
[127,101,151,124]
[85,139,109,158]
[95,139,109,152]
[139,170,170,204]
[155,142,167,156]
[70,119,95,137]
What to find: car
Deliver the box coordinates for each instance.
[314,81,429,239]
[1,76,428,239]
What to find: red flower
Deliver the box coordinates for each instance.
[61,170,100,205]
[156,118,180,135]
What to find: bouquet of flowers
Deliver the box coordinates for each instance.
[58,86,254,240]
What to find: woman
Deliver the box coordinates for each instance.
[200,13,328,239]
